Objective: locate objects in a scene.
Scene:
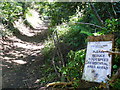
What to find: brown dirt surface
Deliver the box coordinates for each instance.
[1,15,49,89]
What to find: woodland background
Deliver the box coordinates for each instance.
[0,1,120,89]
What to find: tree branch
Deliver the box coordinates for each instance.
[111,3,117,18]
[51,49,61,78]
[74,22,104,29]
[110,68,120,83]
[101,50,120,55]
[53,31,65,67]
[89,3,104,26]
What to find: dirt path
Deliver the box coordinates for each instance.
[2,36,44,89]
[1,11,49,89]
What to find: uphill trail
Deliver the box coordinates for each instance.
[1,10,50,89]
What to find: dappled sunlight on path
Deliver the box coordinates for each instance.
[13,42,44,50]
[14,9,48,37]
[26,9,46,29]
[2,32,45,88]
[2,9,50,89]
[14,18,35,37]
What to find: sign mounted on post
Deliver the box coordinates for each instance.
[82,35,114,83]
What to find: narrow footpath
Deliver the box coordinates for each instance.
[1,10,49,89]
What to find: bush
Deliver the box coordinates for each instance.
[60,49,86,88]
[110,79,120,89]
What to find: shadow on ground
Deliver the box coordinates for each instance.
[1,17,49,89]
[13,28,48,43]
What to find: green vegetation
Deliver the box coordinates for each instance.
[1,1,120,89]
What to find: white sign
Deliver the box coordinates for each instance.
[82,41,112,83]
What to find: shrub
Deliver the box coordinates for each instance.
[60,49,86,88]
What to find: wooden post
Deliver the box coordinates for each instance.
[87,34,114,42]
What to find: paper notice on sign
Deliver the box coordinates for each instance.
[82,41,112,83]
